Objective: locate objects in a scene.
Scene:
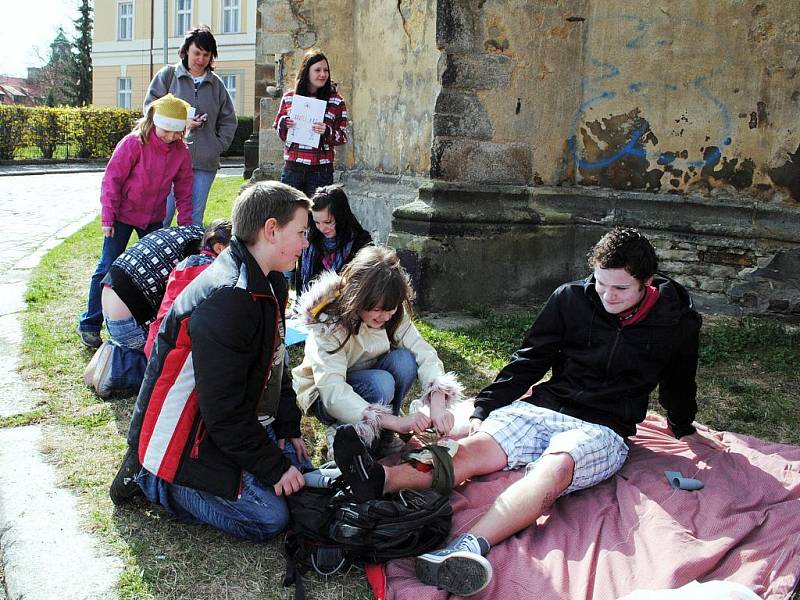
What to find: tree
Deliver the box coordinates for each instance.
[37,28,73,106]
[65,0,93,106]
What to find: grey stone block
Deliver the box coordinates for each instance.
[436,0,479,52]
[440,53,513,90]
[431,138,531,185]
[433,91,494,140]
[259,34,295,55]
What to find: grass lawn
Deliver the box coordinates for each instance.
[12,174,800,599]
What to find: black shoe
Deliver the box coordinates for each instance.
[109,446,143,505]
[332,425,385,503]
[77,327,102,349]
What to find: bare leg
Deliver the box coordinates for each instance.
[383,432,508,493]
[386,435,575,546]
[470,452,574,545]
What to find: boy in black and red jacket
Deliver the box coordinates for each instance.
[110,182,312,542]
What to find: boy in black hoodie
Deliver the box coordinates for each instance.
[334,227,715,596]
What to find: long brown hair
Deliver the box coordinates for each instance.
[326,246,414,350]
[294,48,333,100]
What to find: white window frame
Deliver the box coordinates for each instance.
[118,1,133,41]
[175,0,193,36]
[117,78,132,109]
[219,72,237,105]
[221,0,240,34]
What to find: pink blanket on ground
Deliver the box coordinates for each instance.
[385,416,800,600]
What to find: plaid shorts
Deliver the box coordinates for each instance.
[480,400,629,495]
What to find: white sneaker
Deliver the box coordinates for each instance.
[84,341,111,387]
[90,342,114,398]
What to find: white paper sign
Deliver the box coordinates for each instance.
[286,94,327,147]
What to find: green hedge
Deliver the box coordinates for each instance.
[0,106,252,160]
[221,116,253,157]
[0,105,142,160]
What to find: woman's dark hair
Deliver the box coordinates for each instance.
[202,218,232,253]
[179,25,218,71]
[588,227,658,281]
[294,48,332,100]
[307,185,367,254]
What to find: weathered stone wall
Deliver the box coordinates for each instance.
[433,0,800,205]
[255,0,800,317]
[350,0,439,175]
[389,183,800,317]
[255,0,438,177]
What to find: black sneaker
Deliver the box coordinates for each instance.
[77,327,102,349]
[332,424,385,503]
[415,533,493,596]
[109,446,143,505]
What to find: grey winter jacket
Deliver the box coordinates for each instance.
[144,62,237,171]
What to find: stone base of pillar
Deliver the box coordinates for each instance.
[243,133,260,180]
[388,181,800,316]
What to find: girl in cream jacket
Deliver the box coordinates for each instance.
[292,246,463,455]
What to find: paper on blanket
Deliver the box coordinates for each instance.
[286,94,327,147]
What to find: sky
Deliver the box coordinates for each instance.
[0,0,79,77]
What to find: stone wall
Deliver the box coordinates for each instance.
[433,0,800,204]
[255,0,800,318]
[255,0,438,177]
[389,182,800,317]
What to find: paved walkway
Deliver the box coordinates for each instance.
[0,166,244,599]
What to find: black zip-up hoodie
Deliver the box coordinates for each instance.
[472,274,701,439]
[133,238,301,499]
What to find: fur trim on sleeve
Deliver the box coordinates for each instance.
[418,372,465,408]
[354,403,393,448]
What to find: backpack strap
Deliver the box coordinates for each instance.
[166,65,175,92]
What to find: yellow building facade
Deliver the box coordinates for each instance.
[92,0,256,116]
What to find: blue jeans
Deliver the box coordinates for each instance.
[138,423,312,541]
[164,168,216,227]
[315,348,418,429]
[79,221,160,335]
[280,165,333,198]
[106,316,148,392]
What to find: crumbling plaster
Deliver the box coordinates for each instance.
[435,0,800,202]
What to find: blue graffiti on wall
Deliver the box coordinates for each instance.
[569,14,733,175]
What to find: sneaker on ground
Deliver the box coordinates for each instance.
[415,533,493,596]
[332,424,385,503]
[91,341,115,398]
[84,340,111,387]
[109,446,143,505]
[77,327,102,349]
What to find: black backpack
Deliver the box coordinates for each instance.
[282,487,452,599]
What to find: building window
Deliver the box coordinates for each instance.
[118,1,133,40]
[221,0,240,33]
[175,0,192,36]
[118,78,132,109]
[220,74,237,104]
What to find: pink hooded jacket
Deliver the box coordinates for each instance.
[100,129,193,229]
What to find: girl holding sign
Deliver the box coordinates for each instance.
[273,49,349,197]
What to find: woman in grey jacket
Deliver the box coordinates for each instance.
[144,25,237,227]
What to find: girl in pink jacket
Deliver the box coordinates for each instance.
[78,94,194,349]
